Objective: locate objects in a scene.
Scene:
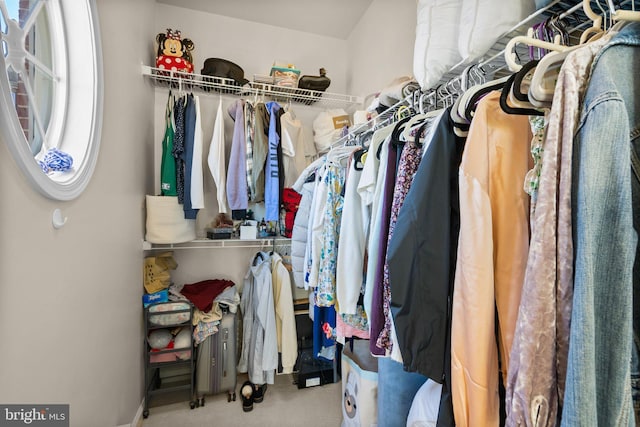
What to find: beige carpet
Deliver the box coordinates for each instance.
[142,372,343,427]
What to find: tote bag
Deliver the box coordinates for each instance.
[145,195,196,244]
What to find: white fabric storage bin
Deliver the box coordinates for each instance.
[145,195,196,244]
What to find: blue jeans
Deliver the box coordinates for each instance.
[377,357,427,427]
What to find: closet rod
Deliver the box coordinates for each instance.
[558,1,585,20]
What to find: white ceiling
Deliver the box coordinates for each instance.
[156,0,374,39]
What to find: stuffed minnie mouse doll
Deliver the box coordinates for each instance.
[155,28,195,74]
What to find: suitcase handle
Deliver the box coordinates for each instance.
[222,331,228,377]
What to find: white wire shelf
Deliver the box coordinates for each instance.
[142,237,291,250]
[141,65,363,109]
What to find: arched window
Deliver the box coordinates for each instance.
[0,0,102,200]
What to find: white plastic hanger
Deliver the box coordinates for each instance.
[528,0,628,107]
[580,0,605,43]
[505,29,571,72]
[527,45,581,107]
[401,91,443,141]
[326,144,357,168]
[452,65,486,125]
[606,0,640,22]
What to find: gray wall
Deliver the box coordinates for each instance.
[346,0,416,98]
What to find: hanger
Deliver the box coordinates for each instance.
[499,73,545,116]
[432,84,452,109]
[177,75,184,97]
[359,127,376,149]
[413,113,438,146]
[450,65,482,129]
[403,108,443,142]
[441,80,459,108]
[580,0,606,43]
[395,105,412,121]
[606,0,640,22]
[352,147,367,171]
[455,64,488,122]
[327,142,357,167]
[511,59,539,102]
[527,1,613,109]
[254,251,266,264]
[528,21,555,61]
[547,14,570,46]
[420,89,438,115]
[451,94,469,127]
[463,75,511,122]
[527,44,584,108]
[401,91,441,142]
[390,116,412,147]
[505,30,571,72]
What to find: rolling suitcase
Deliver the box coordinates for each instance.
[195,307,238,406]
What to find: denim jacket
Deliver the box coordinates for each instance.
[561,22,640,427]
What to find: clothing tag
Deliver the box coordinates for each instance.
[332,115,351,129]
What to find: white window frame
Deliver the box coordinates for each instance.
[0,0,103,201]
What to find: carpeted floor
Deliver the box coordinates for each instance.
[141,372,343,427]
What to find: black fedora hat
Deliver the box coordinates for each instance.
[201,58,250,86]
